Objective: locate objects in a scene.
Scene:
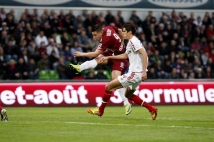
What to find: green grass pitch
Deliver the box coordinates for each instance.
[0,106,213,142]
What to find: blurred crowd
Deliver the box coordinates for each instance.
[0,8,214,80]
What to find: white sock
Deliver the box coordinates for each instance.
[117,88,130,105]
[80,59,98,71]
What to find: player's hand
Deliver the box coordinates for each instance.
[74,51,82,57]
[99,56,109,63]
[142,71,147,82]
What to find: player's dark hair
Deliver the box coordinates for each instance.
[123,23,136,35]
[92,24,103,32]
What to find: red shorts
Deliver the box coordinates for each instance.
[108,59,128,74]
[102,51,128,74]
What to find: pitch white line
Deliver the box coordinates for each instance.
[65,121,214,130]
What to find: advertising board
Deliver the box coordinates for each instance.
[0,82,213,107]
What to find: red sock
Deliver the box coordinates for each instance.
[129,95,154,112]
[0,105,2,111]
[99,90,112,112]
[129,95,143,105]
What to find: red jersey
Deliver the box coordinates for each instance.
[97,26,125,56]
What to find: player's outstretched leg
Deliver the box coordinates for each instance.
[87,90,112,117]
[117,88,132,115]
[129,95,158,120]
[69,59,97,73]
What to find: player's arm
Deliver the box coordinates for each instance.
[100,53,128,62]
[138,48,148,81]
[138,48,148,71]
[74,49,102,58]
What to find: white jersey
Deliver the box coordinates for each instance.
[126,36,147,72]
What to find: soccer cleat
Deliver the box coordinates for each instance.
[87,108,103,117]
[150,106,158,120]
[69,63,81,73]
[1,109,8,121]
[124,104,132,115]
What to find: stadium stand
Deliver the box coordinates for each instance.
[0,8,214,80]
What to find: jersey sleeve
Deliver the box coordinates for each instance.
[130,39,144,52]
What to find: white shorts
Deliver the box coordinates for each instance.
[118,71,142,90]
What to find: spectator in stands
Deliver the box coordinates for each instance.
[206,24,214,40]
[48,50,59,70]
[52,32,62,46]
[163,59,172,74]
[195,68,205,79]
[39,52,50,70]
[0,8,6,22]
[63,45,73,63]
[63,14,75,34]
[94,67,108,80]
[38,41,47,55]
[20,49,30,64]
[204,66,214,78]
[70,41,84,63]
[96,12,105,25]
[193,16,203,27]
[129,10,141,26]
[0,47,6,79]
[31,21,40,37]
[85,68,96,79]
[147,67,157,79]
[191,37,201,51]
[35,30,48,47]
[189,71,195,79]
[211,12,214,26]
[0,30,9,47]
[15,57,29,79]
[0,22,9,33]
[61,31,71,47]
[84,14,93,30]
[4,13,16,35]
[27,40,37,58]
[70,32,78,46]
[209,48,214,61]
[168,67,180,79]
[56,57,67,79]
[155,60,168,79]
[46,39,59,58]
[105,10,114,25]
[116,10,124,25]
[77,30,90,52]
[28,58,39,79]
[42,22,53,38]
[201,51,209,66]
[3,59,16,79]
[188,12,195,26]
[88,36,99,51]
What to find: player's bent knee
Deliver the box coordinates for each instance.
[105,83,115,92]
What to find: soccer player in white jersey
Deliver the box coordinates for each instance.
[87,23,158,120]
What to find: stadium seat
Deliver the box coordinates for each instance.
[94,70,111,79]
[39,70,49,80]
[103,70,111,79]
[49,70,59,80]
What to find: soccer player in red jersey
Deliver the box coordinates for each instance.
[0,103,8,121]
[69,24,132,115]
[87,23,158,120]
